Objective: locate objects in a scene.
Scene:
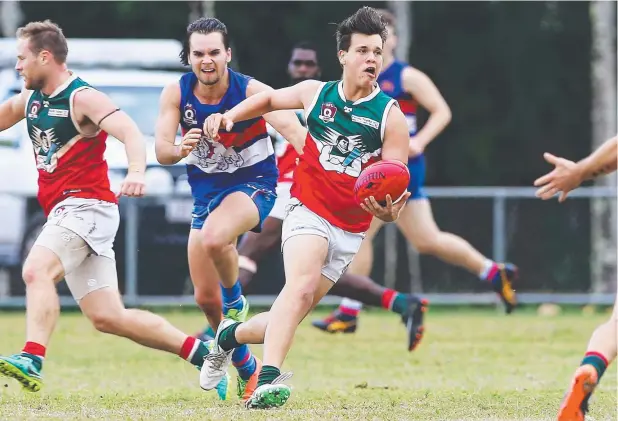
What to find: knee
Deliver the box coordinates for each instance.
[22,262,54,287]
[194,289,222,313]
[413,234,441,255]
[89,311,124,334]
[200,228,232,256]
[285,281,316,308]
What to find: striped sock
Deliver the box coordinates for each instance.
[257,365,280,387]
[339,298,362,317]
[381,289,408,315]
[22,341,46,371]
[582,351,608,380]
[232,345,257,381]
[179,336,209,368]
[222,281,243,313]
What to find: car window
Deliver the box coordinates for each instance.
[98,86,167,137]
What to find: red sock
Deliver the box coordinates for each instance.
[22,341,46,359]
[179,336,199,361]
[339,306,360,317]
[381,289,397,310]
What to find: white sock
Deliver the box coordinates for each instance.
[479,259,496,280]
[340,298,363,311]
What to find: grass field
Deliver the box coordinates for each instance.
[0,307,616,420]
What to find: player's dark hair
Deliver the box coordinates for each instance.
[16,20,68,64]
[180,17,229,66]
[336,6,388,52]
[290,41,319,62]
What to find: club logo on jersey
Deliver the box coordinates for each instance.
[191,135,244,172]
[30,126,60,173]
[27,101,42,119]
[315,127,380,177]
[183,104,198,126]
[318,102,337,123]
[379,80,395,93]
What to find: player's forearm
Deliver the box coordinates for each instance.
[413,106,451,148]
[263,111,306,154]
[226,92,274,124]
[121,132,147,173]
[579,136,618,180]
[0,97,24,132]
[155,139,182,165]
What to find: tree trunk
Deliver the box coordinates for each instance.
[385,1,423,294]
[590,0,617,294]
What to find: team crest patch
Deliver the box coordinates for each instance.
[27,100,42,119]
[319,102,337,123]
[183,103,198,126]
[379,80,395,93]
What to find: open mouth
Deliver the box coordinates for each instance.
[364,67,376,77]
[201,68,216,74]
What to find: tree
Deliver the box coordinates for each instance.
[590,0,617,294]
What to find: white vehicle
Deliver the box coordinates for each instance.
[0,39,193,295]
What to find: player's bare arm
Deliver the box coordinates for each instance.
[0,90,29,131]
[155,82,199,165]
[402,67,451,156]
[361,105,411,222]
[534,135,618,202]
[244,79,309,154]
[203,80,321,146]
[73,88,146,197]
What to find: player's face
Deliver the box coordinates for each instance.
[15,38,47,90]
[188,32,231,86]
[288,49,320,84]
[339,33,383,88]
[384,25,397,57]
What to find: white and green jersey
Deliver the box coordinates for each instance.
[291,80,397,233]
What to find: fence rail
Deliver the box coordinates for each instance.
[0,186,615,309]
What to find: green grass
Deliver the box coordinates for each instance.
[0,307,615,420]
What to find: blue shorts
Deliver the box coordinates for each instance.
[407,154,427,200]
[190,182,277,233]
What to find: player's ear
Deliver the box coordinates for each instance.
[226,48,232,64]
[338,51,346,66]
[39,50,51,66]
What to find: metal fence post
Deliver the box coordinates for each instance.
[124,198,139,307]
[384,223,398,289]
[492,193,507,263]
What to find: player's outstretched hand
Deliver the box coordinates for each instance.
[203,113,234,141]
[177,128,202,158]
[360,192,411,222]
[534,152,583,202]
[118,171,146,198]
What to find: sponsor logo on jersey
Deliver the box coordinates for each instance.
[351,115,379,129]
[48,108,69,118]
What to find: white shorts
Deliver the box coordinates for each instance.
[33,197,120,301]
[269,182,292,220]
[281,198,365,282]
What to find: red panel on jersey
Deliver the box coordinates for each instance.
[398,99,417,115]
[290,133,379,233]
[276,143,298,183]
[36,131,117,215]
